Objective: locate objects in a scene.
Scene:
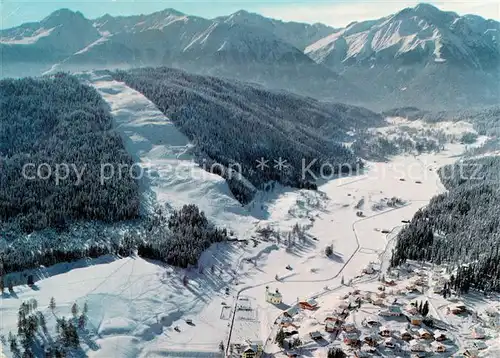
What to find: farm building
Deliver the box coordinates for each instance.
[418,328,432,339]
[363,264,374,274]
[343,322,357,332]
[409,314,423,325]
[415,269,427,277]
[265,287,283,304]
[363,291,372,300]
[448,303,467,314]
[409,339,427,352]
[413,277,426,286]
[406,283,417,291]
[284,306,299,318]
[361,344,376,353]
[299,298,318,310]
[471,341,487,350]
[333,307,347,316]
[471,326,485,339]
[343,332,360,345]
[485,306,498,317]
[434,330,446,341]
[338,301,349,310]
[384,279,397,286]
[365,316,379,326]
[433,285,444,294]
[325,321,336,333]
[463,349,480,358]
[325,314,343,323]
[309,331,323,340]
[379,305,402,316]
[379,326,391,337]
[400,328,412,341]
[405,304,419,315]
[240,340,263,358]
[283,327,299,337]
[384,337,396,348]
[363,333,379,346]
[279,316,293,327]
[431,341,446,353]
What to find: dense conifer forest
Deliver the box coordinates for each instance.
[390,156,500,293]
[0,74,140,233]
[138,204,228,268]
[113,67,384,202]
[0,74,229,277]
[1,203,229,277]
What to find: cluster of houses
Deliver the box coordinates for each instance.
[340,323,449,357]
[263,265,493,358]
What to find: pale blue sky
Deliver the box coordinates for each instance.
[1,0,498,29]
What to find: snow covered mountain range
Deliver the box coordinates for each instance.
[306,3,499,69]
[305,3,500,109]
[1,4,499,109]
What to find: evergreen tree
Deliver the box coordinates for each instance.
[37,312,47,332]
[71,303,79,318]
[49,297,56,312]
[78,314,87,330]
[67,322,79,347]
[275,328,285,348]
[327,347,346,358]
[423,301,430,317]
[8,332,20,357]
[325,245,333,257]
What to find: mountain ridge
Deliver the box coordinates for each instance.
[1,4,499,110]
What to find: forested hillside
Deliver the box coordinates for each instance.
[0,74,140,233]
[113,67,383,201]
[391,156,500,293]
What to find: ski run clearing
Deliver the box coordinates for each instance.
[1,75,499,358]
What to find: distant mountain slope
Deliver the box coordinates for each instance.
[216,10,336,50]
[1,5,498,110]
[112,67,383,202]
[306,3,499,69]
[0,9,101,77]
[391,156,500,293]
[0,8,358,103]
[305,3,500,110]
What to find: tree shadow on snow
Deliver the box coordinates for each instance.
[327,251,345,263]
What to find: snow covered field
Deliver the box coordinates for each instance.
[1,77,494,358]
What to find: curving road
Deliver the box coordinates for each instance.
[224,199,422,356]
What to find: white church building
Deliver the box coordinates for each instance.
[265,286,283,304]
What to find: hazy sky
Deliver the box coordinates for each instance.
[1,0,499,29]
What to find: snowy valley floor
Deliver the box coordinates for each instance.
[1,75,495,358]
